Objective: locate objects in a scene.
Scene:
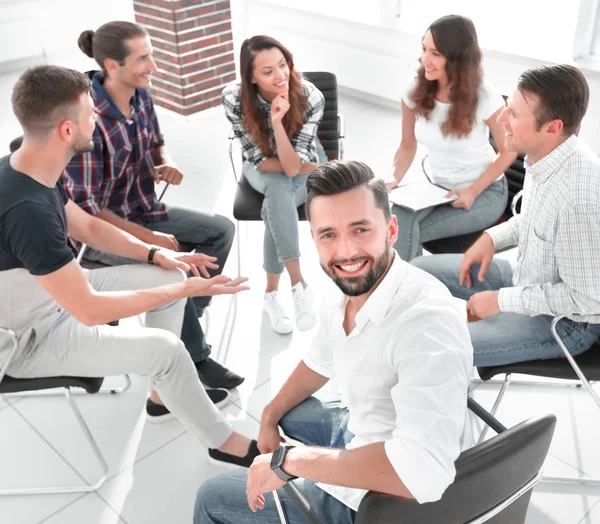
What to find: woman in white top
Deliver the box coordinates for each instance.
[388,15,516,261]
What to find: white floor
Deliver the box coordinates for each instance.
[1,70,600,524]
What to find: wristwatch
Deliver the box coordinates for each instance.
[270,446,298,482]
[147,246,160,265]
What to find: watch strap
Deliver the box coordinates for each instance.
[147,247,159,265]
[270,446,298,482]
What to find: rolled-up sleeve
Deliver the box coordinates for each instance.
[384,304,472,503]
[62,130,107,216]
[294,83,325,164]
[486,215,521,251]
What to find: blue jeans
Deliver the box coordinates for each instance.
[85,204,235,363]
[392,177,508,261]
[411,254,600,366]
[194,393,357,524]
[243,143,327,275]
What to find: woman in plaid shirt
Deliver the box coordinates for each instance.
[222,35,327,336]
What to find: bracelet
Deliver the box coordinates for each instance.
[147,247,159,265]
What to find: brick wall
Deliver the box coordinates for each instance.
[133,0,236,116]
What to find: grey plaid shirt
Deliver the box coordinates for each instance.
[221,78,324,168]
[487,135,600,322]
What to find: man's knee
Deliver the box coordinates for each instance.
[146,331,190,373]
[279,397,321,439]
[151,266,187,285]
[217,214,235,247]
[411,254,462,277]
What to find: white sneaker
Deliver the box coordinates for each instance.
[264,291,293,335]
[292,283,318,331]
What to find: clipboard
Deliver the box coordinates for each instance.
[388,157,457,211]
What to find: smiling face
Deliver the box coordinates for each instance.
[497,88,547,156]
[110,35,157,90]
[420,30,448,83]
[310,186,397,297]
[251,47,290,100]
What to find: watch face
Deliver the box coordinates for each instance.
[271,446,285,469]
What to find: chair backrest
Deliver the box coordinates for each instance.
[489,134,525,219]
[9,136,23,153]
[302,71,339,160]
[355,414,556,524]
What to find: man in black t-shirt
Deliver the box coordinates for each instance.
[0,65,260,468]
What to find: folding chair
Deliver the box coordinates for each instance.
[274,398,556,524]
[476,314,600,486]
[0,328,109,495]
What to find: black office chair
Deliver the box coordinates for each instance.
[275,398,556,524]
[0,328,109,495]
[476,314,600,486]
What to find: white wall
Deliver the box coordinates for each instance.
[232,0,600,154]
[0,0,135,72]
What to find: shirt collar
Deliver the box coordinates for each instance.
[256,91,272,110]
[337,251,407,335]
[91,71,141,121]
[524,134,578,182]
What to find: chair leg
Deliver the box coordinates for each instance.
[213,220,241,363]
[236,218,242,279]
[0,387,109,496]
[532,317,600,486]
[203,309,210,340]
[273,490,289,523]
[477,374,512,444]
[471,377,589,389]
[551,317,600,411]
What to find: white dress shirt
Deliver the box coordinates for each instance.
[303,253,473,510]
[486,135,600,322]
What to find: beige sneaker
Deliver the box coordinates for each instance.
[264,291,293,335]
[292,283,318,331]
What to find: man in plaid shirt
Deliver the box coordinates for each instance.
[63,22,244,420]
[412,64,600,367]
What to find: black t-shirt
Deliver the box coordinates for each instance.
[0,155,74,275]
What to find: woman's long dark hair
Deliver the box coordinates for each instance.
[410,15,483,138]
[239,35,307,155]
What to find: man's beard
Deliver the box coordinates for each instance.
[322,245,390,297]
[73,135,94,154]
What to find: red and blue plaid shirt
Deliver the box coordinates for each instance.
[63,71,167,224]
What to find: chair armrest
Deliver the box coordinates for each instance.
[0,328,19,386]
[76,243,88,264]
[511,190,523,216]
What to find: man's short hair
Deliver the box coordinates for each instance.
[517,64,589,136]
[306,160,391,221]
[11,65,91,137]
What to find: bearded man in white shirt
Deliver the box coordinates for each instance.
[194,160,473,523]
[412,64,600,368]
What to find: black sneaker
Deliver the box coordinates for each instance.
[208,439,261,468]
[146,388,230,423]
[196,358,245,389]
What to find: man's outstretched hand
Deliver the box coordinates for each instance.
[185,275,250,297]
